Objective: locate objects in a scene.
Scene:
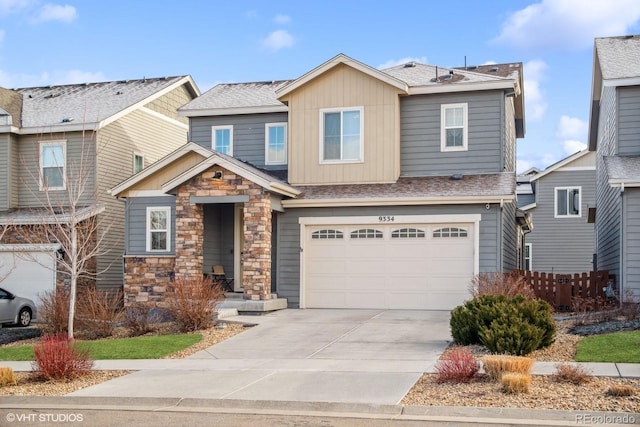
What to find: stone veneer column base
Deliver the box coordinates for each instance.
[123,256,175,308]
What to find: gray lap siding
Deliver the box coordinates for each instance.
[125,196,176,255]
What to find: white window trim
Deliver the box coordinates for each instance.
[554,186,581,218]
[211,125,233,156]
[265,122,287,165]
[146,206,171,252]
[133,152,145,174]
[39,140,66,191]
[524,243,532,271]
[440,103,468,152]
[319,106,364,164]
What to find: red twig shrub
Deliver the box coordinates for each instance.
[166,275,225,332]
[469,272,535,300]
[37,289,70,335]
[434,347,480,383]
[32,334,94,381]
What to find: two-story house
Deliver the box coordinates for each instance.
[517,150,596,273]
[110,54,525,311]
[588,34,640,300]
[0,76,199,304]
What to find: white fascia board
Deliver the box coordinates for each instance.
[609,179,640,187]
[283,195,515,208]
[299,213,482,225]
[0,125,20,133]
[602,77,640,87]
[408,80,514,95]
[520,202,537,211]
[109,142,212,196]
[19,122,100,134]
[530,150,593,182]
[0,244,61,252]
[125,190,173,197]
[178,105,288,117]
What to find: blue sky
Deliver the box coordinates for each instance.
[2,0,640,173]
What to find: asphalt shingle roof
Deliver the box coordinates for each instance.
[14,76,190,130]
[293,173,515,200]
[604,155,640,181]
[179,80,292,112]
[595,35,640,80]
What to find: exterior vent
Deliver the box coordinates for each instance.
[450,174,463,180]
[403,62,416,68]
[61,117,73,123]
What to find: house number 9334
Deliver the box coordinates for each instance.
[378,216,395,222]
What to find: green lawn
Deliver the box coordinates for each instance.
[0,334,202,361]
[575,331,640,363]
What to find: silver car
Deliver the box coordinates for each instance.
[0,287,36,327]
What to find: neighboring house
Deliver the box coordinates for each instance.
[518,150,596,273]
[588,34,640,300]
[111,54,526,311]
[0,77,199,304]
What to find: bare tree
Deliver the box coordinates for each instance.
[17,128,114,338]
[0,223,16,284]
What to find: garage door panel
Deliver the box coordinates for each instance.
[0,249,56,308]
[305,222,475,310]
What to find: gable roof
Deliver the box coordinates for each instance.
[529,150,595,182]
[0,87,22,127]
[589,35,640,150]
[4,75,199,134]
[110,142,299,198]
[276,53,409,98]
[179,80,292,117]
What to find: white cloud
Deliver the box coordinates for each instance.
[563,139,587,154]
[274,14,290,24]
[0,0,31,16]
[523,59,548,121]
[556,115,588,140]
[261,29,294,52]
[377,56,428,69]
[480,60,497,66]
[31,3,77,24]
[493,0,640,51]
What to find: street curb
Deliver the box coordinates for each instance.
[1,396,637,426]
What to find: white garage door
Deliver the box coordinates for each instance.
[303,221,475,310]
[0,245,57,307]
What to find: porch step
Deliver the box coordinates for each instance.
[216,295,287,314]
[215,307,239,319]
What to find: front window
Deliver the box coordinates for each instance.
[133,153,144,174]
[555,187,581,218]
[265,123,287,165]
[147,207,171,252]
[524,243,532,271]
[320,107,363,162]
[441,103,468,151]
[212,125,233,155]
[39,141,66,190]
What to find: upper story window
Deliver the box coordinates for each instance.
[265,122,287,165]
[212,125,233,155]
[39,140,66,190]
[555,187,581,218]
[147,207,171,252]
[320,107,363,163]
[441,103,468,152]
[133,153,144,174]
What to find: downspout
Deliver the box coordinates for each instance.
[497,200,504,271]
[619,183,625,300]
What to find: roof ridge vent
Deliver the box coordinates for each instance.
[403,62,416,68]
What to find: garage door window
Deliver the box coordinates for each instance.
[350,229,383,239]
[391,228,426,238]
[433,227,468,238]
[311,229,343,239]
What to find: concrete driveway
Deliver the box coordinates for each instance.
[69,309,451,404]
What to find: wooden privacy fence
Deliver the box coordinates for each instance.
[514,270,614,311]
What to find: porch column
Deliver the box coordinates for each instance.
[242,189,272,300]
[174,192,204,279]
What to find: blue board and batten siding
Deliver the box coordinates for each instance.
[276,205,502,307]
[618,87,640,156]
[400,91,506,176]
[189,113,288,171]
[125,197,176,255]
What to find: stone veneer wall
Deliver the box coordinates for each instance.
[173,167,272,300]
[123,256,175,307]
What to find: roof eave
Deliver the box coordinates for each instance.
[407,80,515,95]
[178,105,288,117]
[282,194,516,208]
[609,179,640,187]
